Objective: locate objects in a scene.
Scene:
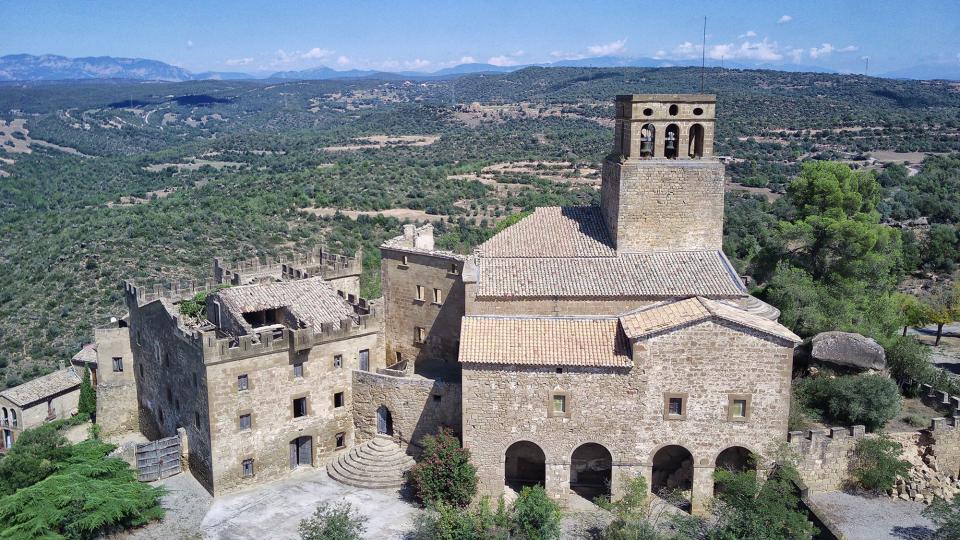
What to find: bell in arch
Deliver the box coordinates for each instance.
[665,132,676,151]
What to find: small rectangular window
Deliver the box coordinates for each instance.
[293,397,307,418]
[553,395,566,413]
[359,349,370,371]
[335,432,346,449]
[416,285,425,301]
[415,327,426,343]
[333,355,343,369]
[728,394,751,421]
[293,363,304,378]
[432,394,442,403]
[242,459,254,478]
[237,374,249,391]
[112,357,123,372]
[239,413,251,430]
[433,288,442,304]
[195,412,201,428]
[668,398,683,416]
[139,363,144,377]
[334,392,345,408]
[731,399,747,418]
[450,263,458,274]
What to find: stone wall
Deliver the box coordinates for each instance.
[381,248,465,377]
[9,388,80,431]
[788,426,865,492]
[352,370,461,454]
[205,328,382,494]
[462,319,793,514]
[600,159,724,252]
[94,326,139,436]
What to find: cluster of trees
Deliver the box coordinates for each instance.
[0,418,164,538]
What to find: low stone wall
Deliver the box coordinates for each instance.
[352,370,461,455]
[788,426,865,492]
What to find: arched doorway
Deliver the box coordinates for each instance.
[652,445,694,507]
[664,124,680,159]
[716,446,754,472]
[715,446,756,495]
[289,436,313,468]
[505,441,545,490]
[688,124,705,158]
[570,443,612,499]
[377,405,393,436]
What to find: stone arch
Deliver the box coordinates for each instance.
[664,124,680,159]
[652,444,694,505]
[10,409,15,427]
[714,446,756,496]
[688,123,705,158]
[505,440,546,490]
[639,123,656,157]
[376,405,393,436]
[1,407,7,421]
[570,442,613,499]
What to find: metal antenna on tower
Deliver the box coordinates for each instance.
[864,57,869,76]
[700,16,707,92]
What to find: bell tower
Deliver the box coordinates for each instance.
[600,94,725,252]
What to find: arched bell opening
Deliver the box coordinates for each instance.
[664,124,680,159]
[688,123,705,158]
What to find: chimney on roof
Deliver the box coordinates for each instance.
[403,224,416,242]
[414,224,434,250]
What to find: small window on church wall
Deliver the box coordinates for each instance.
[668,104,679,116]
[242,459,254,478]
[416,285,425,301]
[553,395,566,413]
[415,327,426,343]
[693,107,704,116]
[731,400,746,417]
[727,394,751,421]
[112,357,123,372]
[663,392,687,420]
[433,288,442,304]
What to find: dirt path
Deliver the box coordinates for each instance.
[301,206,448,222]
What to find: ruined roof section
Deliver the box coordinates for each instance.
[0,367,82,407]
[381,224,468,261]
[476,207,616,258]
[476,251,746,298]
[459,316,632,367]
[71,343,98,365]
[216,277,356,331]
[619,297,801,343]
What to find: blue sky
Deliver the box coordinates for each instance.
[2,0,958,74]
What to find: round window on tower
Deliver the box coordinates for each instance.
[643,108,653,116]
[693,107,704,116]
[668,104,679,116]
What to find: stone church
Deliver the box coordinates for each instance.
[94,94,798,514]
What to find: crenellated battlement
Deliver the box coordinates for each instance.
[788,425,866,448]
[125,279,224,307]
[214,245,362,286]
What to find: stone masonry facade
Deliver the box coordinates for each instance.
[94,94,805,516]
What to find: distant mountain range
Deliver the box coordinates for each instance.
[1,53,957,82]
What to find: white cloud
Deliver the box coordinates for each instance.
[587,39,627,56]
[837,45,859,53]
[406,58,431,70]
[302,47,334,60]
[336,55,350,66]
[739,30,757,38]
[788,48,804,63]
[809,43,834,59]
[459,56,476,64]
[186,40,194,48]
[702,38,783,61]
[778,15,792,23]
[225,57,253,66]
[487,50,526,66]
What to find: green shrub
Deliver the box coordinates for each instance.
[794,374,901,431]
[923,496,960,540]
[0,439,164,539]
[709,465,817,540]
[903,413,929,428]
[852,435,911,493]
[410,498,509,540]
[597,474,699,540]
[78,367,96,417]
[0,422,72,495]
[298,501,367,540]
[408,427,478,507]
[511,485,561,540]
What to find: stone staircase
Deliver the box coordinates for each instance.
[327,435,415,489]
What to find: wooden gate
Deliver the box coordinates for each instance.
[136,435,181,482]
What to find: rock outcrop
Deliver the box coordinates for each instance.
[810,331,886,371]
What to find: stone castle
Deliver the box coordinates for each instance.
[92,94,801,514]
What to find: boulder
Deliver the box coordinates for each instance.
[810,331,886,371]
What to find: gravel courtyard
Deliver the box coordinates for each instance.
[200,468,419,539]
[808,491,936,539]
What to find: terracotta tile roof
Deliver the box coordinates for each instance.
[71,343,98,365]
[476,207,616,258]
[476,251,746,298]
[0,367,82,407]
[619,297,801,343]
[215,277,355,333]
[458,316,632,367]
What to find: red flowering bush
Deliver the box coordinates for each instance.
[408,427,477,507]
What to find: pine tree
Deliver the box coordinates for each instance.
[78,367,96,418]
